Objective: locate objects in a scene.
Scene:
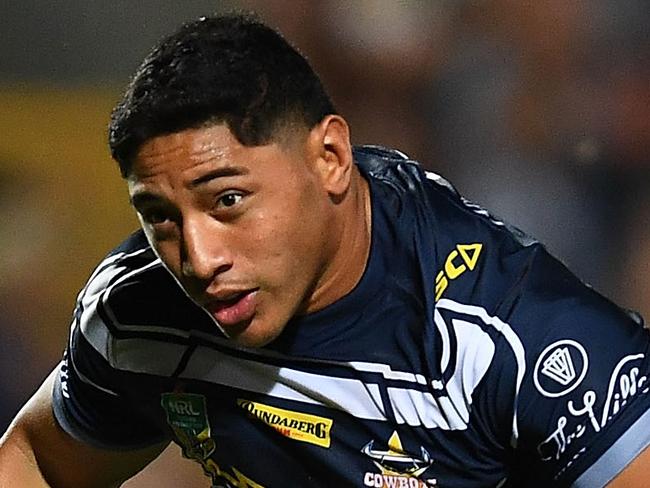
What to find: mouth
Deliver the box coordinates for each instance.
[203,289,259,330]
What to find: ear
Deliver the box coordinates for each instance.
[308,115,353,197]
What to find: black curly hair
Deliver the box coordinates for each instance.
[109,13,336,177]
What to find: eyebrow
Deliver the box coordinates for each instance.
[130,191,165,209]
[129,165,250,209]
[189,166,249,187]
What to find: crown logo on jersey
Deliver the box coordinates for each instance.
[541,347,576,385]
[533,339,589,398]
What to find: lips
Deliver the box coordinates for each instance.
[204,290,258,328]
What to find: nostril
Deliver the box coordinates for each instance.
[180,260,194,278]
[215,262,233,275]
[180,257,232,284]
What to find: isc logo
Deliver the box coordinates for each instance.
[435,243,483,300]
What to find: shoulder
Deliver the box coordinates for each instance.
[71,230,217,373]
[354,144,534,248]
[354,146,543,314]
[76,230,166,327]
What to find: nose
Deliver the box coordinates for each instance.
[180,214,232,284]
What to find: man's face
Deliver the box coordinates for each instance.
[128,123,338,347]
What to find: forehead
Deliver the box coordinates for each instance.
[126,124,313,203]
[132,124,245,179]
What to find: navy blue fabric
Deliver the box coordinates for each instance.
[52,146,650,487]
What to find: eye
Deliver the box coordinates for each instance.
[216,192,244,209]
[140,209,178,240]
[141,209,173,226]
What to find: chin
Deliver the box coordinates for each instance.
[226,320,284,348]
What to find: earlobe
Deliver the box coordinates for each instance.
[314,115,353,196]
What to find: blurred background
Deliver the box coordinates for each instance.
[1,1,648,485]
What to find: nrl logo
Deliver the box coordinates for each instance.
[161,392,215,461]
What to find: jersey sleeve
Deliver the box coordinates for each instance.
[52,248,170,450]
[491,245,650,486]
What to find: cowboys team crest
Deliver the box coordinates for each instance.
[361,431,438,487]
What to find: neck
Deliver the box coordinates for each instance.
[304,167,371,313]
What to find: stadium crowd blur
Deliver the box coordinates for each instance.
[1,1,648,485]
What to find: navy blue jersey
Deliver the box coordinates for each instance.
[53,146,650,487]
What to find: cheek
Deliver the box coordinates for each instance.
[240,210,313,276]
[141,222,179,264]
[238,179,329,282]
[242,212,293,262]
[150,239,182,277]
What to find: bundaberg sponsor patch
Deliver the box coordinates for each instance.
[238,399,333,448]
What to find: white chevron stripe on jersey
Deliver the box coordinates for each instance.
[76,255,523,431]
[434,307,452,374]
[85,247,151,290]
[80,318,501,429]
[382,315,496,430]
[80,310,507,431]
[436,298,526,446]
[78,255,142,358]
[72,247,153,321]
[445,319,495,426]
[79,257,183,358]
[79,287,507,429]
[180,346,387,421]
[347,361,428,385]
[75,249,196,375]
